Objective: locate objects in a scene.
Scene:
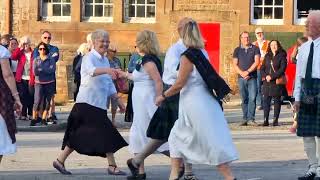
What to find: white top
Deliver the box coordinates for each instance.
[76,49,117,110]
[0,46,11,61]
[294,37,320,101]
[22,52,32,80]
[10,61,18,73]
[162,39,209,85]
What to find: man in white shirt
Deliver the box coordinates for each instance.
[294,10,320,180]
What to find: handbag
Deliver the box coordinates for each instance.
[115,77,129,94]
[270,60,287,85]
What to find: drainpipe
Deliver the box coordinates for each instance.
[5,0,11,34]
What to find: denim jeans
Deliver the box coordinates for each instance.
[256,70,263,107]
[238,77,257,122]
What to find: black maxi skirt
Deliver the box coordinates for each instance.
[146,84,179,141]
[62,103,128,157]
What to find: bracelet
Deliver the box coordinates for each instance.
[12,92,19,97]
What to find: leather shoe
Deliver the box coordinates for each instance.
[127,158,139,176]
[297,171,316,180]
[53,159,72,175]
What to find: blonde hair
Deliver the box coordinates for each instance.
[77,43,90,55]
[136,30,160,56]
[181,20,204,49]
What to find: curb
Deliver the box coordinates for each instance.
[17,122,67,132]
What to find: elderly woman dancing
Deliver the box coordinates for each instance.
[52,30,128,176]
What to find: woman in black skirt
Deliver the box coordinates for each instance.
[53,30,128,175]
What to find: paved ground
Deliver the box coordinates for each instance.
[1,97,305,180]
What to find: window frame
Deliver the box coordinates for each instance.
[293,0,318,25]
[82,0,114,23]
[250,0,284,25]
[124,0,156,24]
[40,0,71,22]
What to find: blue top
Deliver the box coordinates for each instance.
[233,45,260,78]
[33,56,56,83]
[128,53,141,73]
[33,44,60,62]
[76,49,117,110]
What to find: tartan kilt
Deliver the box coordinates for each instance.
[297,79,320,137]
[146,84,179,141]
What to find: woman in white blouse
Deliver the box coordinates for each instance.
[53,30,128,176]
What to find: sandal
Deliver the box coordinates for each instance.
[53,159,72,175]
[107,165,126,176]
[127,158,139,176]
[184,174,198,180]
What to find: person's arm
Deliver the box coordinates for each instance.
[0,58,22,113]
[33,48,39,59]
[270,53,287,80]
[33,59,40,76]
[247,48,260,73]
[81,55,117,78]
[293,50,303,112]
[51,46,60,62]
[157,55,193,105]
[143,61,163,97]
[290,46,298,64]
[10,47,22,61]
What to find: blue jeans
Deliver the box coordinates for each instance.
[256,70,263,107]
[238,77,257,122]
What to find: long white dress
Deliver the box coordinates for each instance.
[168,65,238,165]
[129,66,169,154]
[0,47,17,155]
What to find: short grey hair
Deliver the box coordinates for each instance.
[91,29,109,42]
[308,10,320,24]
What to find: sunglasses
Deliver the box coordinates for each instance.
[43,36,51,40]
[39,48,46,51]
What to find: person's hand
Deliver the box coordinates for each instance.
[38,68,43,71]
[244,76,250,80]
[266,75,272,82]
[14,100,22,116]
[114,69,126,79]
[155,95,165,106]
[293,101,300,113]
[106,68,117,79]
[118,100,126,114]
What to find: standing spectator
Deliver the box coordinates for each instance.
[8,37,19,76]
[295,11,320,180]
[53,30,127,176]
[86,32,93,50]
[253,27,269,110]
[0,34,11,48]
[233,31,260,126]
[0,42,22,164]
[125,30,169,178]
[155,20,238,180]
[106,44,122,127]
[30,42,56,126]
[290,37,308,64]
[72,43,90,101]
[11,36,35,121]
[33,31,59,122]
[260,40,287,126]
[124,49,141,123]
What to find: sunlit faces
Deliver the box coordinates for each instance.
[41,32,52,45]
[38,45,47,55]
[270,41,278,53]
[94,36,110,55]
[240,33,250,46]
[255,32,264,41]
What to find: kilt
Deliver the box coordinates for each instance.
[297,79,320,137]
[62,103,128,157]
[146,84,179,141]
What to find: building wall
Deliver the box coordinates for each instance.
[0,0,306,103]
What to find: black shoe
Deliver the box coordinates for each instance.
[29,120,37,126]
[127,158,139,176]
[272,119,279,126]
[298,172,316,180]
[127,173,146,180]
[184,174,198,180]
[41,119,48,126]
[240,122,248,126]
[52,114,58,120]
[262,121,269,126]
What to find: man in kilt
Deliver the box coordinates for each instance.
[294,10,320,180]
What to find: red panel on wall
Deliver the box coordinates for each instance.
[198,23,220,73]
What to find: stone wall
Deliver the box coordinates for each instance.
[0,0,6,34]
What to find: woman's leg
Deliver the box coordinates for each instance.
[216,163,235,180]
[169,158,182,180]
[262,95,272,126]
[106,153,125,174]
[133,139,167,165]
[57,146,74,164]
[273,96,282,126]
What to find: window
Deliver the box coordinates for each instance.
[294,0,320,25]
[41,0,71,21]
[83,0,113,22]
[124,0,156,23]
[251,0,284,25]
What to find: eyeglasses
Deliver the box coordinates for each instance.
[43,37,51,40]
[39,48,46,51]
[108,50,116,53]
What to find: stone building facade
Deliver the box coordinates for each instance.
[0,0,317,103]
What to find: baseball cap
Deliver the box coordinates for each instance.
[255,27,263,34]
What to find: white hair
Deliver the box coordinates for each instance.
[77,43,90,55]
[91,30,109,42]
[308,10,320,24]
[20,36,31,44]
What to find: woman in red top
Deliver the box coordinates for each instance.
[11,36,35,120]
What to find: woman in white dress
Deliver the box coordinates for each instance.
[124,30,169,179]
[156,20,238,180]
[0,43,22,164]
